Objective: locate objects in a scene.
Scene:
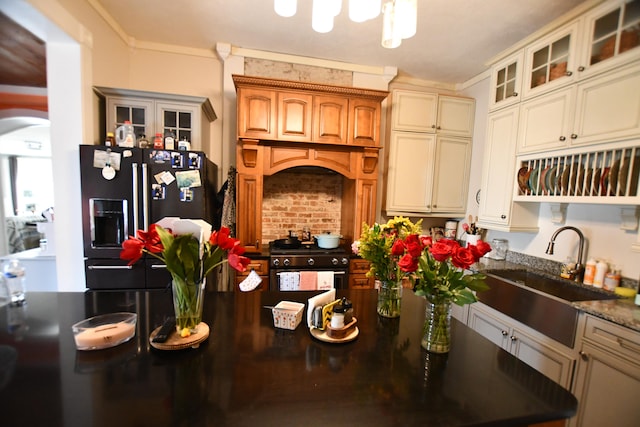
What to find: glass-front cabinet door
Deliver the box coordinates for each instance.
[523,21,580,99]
[106,97,153,139]
[489,51,523,111]
[156,102,200,147]
[580,0,640,78]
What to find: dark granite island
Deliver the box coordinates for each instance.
[0,289,576,427]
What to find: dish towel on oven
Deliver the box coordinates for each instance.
[317,271,334,290]
[279,272,300,291]
[299,271,317,290]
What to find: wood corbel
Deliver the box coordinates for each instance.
[239,139,260,169]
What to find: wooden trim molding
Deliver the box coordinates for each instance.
[0,92,48,112]
[233,74,389,101]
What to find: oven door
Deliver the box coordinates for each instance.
[269,269,347,291]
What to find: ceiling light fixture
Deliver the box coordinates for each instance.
[274,0,416,48]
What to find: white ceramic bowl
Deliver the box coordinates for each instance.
[72,312,137,351]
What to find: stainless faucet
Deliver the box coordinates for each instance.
[545,226,585,282]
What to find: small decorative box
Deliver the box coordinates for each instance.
[272,301,305,330]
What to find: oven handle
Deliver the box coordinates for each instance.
[276,271,346,275]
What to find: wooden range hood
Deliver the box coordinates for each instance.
[233,75,389,252]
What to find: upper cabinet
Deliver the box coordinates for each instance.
[94,87,216,150]
[578,0,640,79]
[481,0,640,216]
[391,90,475,137]
[386,89,475,217]
[489,51,524,111]
[522,21,581,99]
[234,75,387,147]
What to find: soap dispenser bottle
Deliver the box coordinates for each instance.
[583,258,597,285]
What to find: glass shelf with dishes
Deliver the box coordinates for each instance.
[513,142,640,204]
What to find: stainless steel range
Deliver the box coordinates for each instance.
[269,241,349,291]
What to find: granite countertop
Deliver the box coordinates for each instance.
[473,256,640,333]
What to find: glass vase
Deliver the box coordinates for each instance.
[171,276,206,334]
[376,280,403,318]
[421,300,451,353]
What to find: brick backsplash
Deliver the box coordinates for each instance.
[262,170,343,243]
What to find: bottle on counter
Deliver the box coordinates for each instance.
[3,259,26,305]
[178,136,190,151]
[603,267,621,291]
[153,132,164,149]
[115,120,136,147]
[105,132,115,146]
[137,134,150,148]
[583,258,597,285]
[593,260,608,288]
[164,129,176,150]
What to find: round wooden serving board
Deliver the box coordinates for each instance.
[149,322,209,350]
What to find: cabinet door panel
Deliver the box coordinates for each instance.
[479,108,519,225]
[348,98,380,145]
[314,95,348,144]
[236,174,263,252]
[517,87,575,154]
[511,327,574,388]
[431,136,470,213]
[391,90,437,132]
[468,305,510,350]
[386,132,435,213]
[238,88,276,139]
[573,64,640,146]
[572,341,640,427]
[278,92,312,142]
[437,96,475,137]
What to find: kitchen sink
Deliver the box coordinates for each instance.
[486,269,619,302]
[477,269,619,348]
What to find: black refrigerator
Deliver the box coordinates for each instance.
[79,145,217,290]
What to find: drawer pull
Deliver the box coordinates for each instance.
[501,330,508,336]
[88,265,132,270]
[579,350,589,361]
[617,337,640,353]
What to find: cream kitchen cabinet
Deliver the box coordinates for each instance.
[518,63,640,155]
[522,20,580,99]
[517,86,576,154]
[95,87,216,150]
[489,50,524,111]
[570,314,640,427]
[391,90,475,137]
[477,106,539,231]
[572,62,640,147]
[468,302,576,389]
[577,0,640,81]
[385,132,471,216]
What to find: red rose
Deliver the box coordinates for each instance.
[391,239,406,256]
[451,246,476,269]
[468,240,492,261]
[398,253,419,273]
[429,241,455,262]
[419,235,432,248]
[404,234,423,257]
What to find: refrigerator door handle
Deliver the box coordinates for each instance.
[132,162,139,232]
[142,163,149,230]
[88,265,133,270]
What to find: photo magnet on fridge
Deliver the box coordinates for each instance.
[171,152,183,168]
[175,170,201,188]
[188,153,201,169]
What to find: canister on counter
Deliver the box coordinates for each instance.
[444,221,458,239]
